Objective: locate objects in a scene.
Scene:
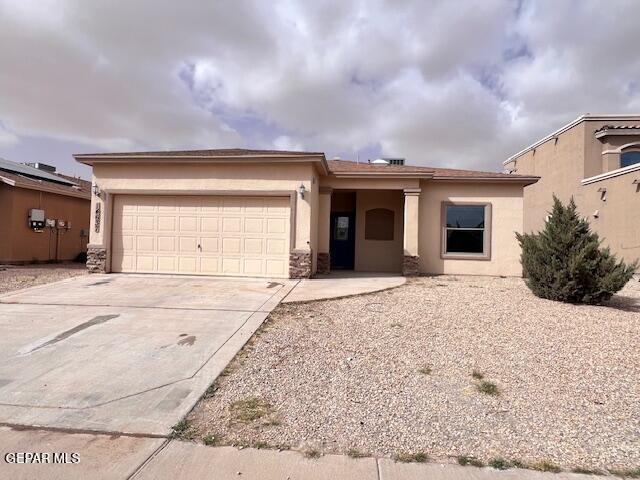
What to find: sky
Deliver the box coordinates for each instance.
[1,0,639,180]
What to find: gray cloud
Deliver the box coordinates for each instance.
[0,0,639,177]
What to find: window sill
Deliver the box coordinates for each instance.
[441,253,491,261]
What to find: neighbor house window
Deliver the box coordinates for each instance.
[365,208,394,240]
[441,203,491,259]
[621,150,640,168]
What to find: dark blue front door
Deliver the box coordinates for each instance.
[330,212,355,269]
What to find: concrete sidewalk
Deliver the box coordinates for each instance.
[0,427,604,480]
[283,271,406,303]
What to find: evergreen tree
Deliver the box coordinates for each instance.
[516,196,637,304]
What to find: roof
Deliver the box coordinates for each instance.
[0,170,91,199]
[0,157,77,186]
[75,148,329,174]
[504,113,640,165]
[327,159,538,183]
[594,124,640,133]
[74,148,536,184]
[75,148,324,159]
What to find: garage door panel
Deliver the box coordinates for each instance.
[266,238,286,255]
[157,237,176,252]
[179,217,198,232]
[222,237,241,254]
[112,195,290,278]
[200,217,219,232]
[179,237,198,253]
[157,256,176,272]
[157,216,176,231]
[244,259,263,275]
[222,217,241,233]
[200,257,219,273]
[200,237,219,253]
[267,218,286,234]
[244,238,263,254]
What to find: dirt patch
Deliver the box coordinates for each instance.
[0,264,87,295]
[188,275,640,471]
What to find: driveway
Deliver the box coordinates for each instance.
[0,274,296,435]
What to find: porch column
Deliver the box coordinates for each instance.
[402,188,421,276]
[317,187,332,274]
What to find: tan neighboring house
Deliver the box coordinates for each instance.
[75,149,538,278]
[503,114,640,265]
[0,158,91,263]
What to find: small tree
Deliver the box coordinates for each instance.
[516,196,637,304]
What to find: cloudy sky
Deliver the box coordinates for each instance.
[1,0,639,179]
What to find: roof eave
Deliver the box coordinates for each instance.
[503,113,640,165]
[432,176,539,186]
[74,153,329,174]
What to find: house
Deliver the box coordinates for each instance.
[503,114,640,265]
[0,158,91,263]
[75,149,538,278]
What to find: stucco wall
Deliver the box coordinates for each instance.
[418,182,524,276]
[506,119,640,264]
[0,185,89,262]
[90,162,315,272]
[354,190,403,272]
[508,122,587,234]
[581,174,640,265]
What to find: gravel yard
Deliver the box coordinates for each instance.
[0,263,87,294]
[188,275,640,472]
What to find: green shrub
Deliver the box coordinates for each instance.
[516,196,637,304]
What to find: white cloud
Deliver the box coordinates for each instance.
[0,0,639,172]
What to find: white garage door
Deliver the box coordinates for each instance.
[111,195,290,278]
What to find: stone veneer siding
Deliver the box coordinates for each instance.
[402,255,420,276]
[316,252,330,274]
[87,246,107,274]
[289,250,312,279]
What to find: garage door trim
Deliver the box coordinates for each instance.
[108,190,297,277]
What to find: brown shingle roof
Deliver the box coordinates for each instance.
[0,170,91,199]
[327,159,538,182]
[75,148,324,158]
[327,159,435,174]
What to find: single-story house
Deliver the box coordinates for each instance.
[75,149,538,278]
[0,158,91,263]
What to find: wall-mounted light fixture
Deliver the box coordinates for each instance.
[298,183,306,199]
[92,184,101,197]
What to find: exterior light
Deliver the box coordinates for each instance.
[298,183,306,198]
[92,184,101,197]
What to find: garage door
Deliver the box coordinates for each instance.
[111,195,290,277]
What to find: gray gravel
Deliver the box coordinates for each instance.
[188,276,640,471]
[0,264,87,294]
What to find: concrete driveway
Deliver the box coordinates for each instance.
[0,274,296,435]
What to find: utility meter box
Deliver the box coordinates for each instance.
[28,209,45,229]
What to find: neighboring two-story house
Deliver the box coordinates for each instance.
[504,114,640,265]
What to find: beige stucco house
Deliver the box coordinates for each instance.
[504,114,640,265]
[75,149,538,279]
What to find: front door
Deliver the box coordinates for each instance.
[330,212,355,269]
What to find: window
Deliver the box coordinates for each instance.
[442,203,491,258]
[365,208,394,240]
[333,216,350,240]
[621,150,640,168]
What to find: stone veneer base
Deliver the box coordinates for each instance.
[402,254,420,276]
[87,246,107,274]
[316,252,330,275]
[289,250,312,279]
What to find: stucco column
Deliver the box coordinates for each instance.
[87,184,108,274]
[317,186,332,274]
[402,188,421,276]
